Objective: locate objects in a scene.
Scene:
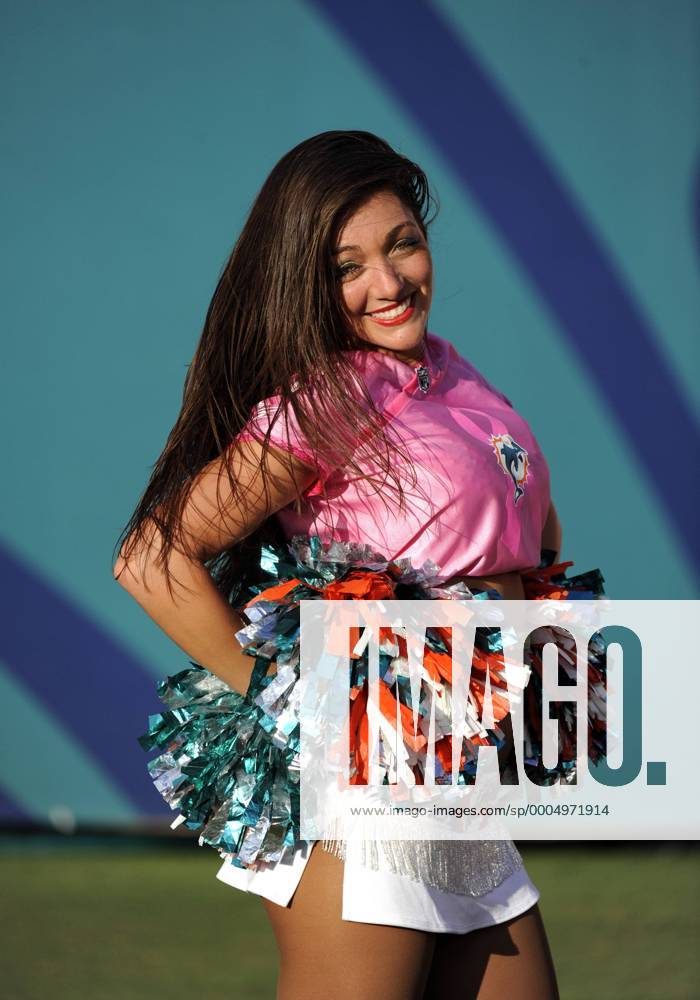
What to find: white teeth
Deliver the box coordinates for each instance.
[369,295,412,320]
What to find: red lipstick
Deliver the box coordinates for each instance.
[367,293,416,327]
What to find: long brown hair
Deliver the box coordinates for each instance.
[113,131,438,600]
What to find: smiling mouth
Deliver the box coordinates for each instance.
[367,292,416,326]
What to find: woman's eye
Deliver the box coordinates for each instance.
[337,261,361,281]
[393,237,420,252]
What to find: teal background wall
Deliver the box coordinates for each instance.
[1,0,698,824]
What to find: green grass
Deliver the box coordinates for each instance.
[526,847,699,999]
[0,844,697,999]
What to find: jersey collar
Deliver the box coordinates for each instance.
[344,330,448,391]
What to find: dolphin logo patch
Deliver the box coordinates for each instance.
[490,433,529,505]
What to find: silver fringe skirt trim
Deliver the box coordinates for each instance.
[319,836,525,897]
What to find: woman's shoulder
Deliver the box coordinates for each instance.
[428,331,514,408]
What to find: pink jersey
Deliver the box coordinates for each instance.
[236,331,551,583]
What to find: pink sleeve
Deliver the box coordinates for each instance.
[235,394,339,495]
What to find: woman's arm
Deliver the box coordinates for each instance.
[540,499,562,563]
[113,440,317,696]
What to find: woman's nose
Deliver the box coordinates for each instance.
[368,259,406,300]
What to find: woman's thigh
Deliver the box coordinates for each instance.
[422,903,559,1000]
[261,843,436,1000]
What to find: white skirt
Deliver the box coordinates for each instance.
[216,840,540,934]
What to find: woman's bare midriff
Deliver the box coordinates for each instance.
[443,569,527,601]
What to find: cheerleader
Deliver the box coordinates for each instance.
[114,131,604,998]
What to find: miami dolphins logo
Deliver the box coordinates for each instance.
[490,433,529,505]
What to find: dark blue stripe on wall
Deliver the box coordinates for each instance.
[0,542,167,815]
[0,786,28,821]
[312,0,700,584]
